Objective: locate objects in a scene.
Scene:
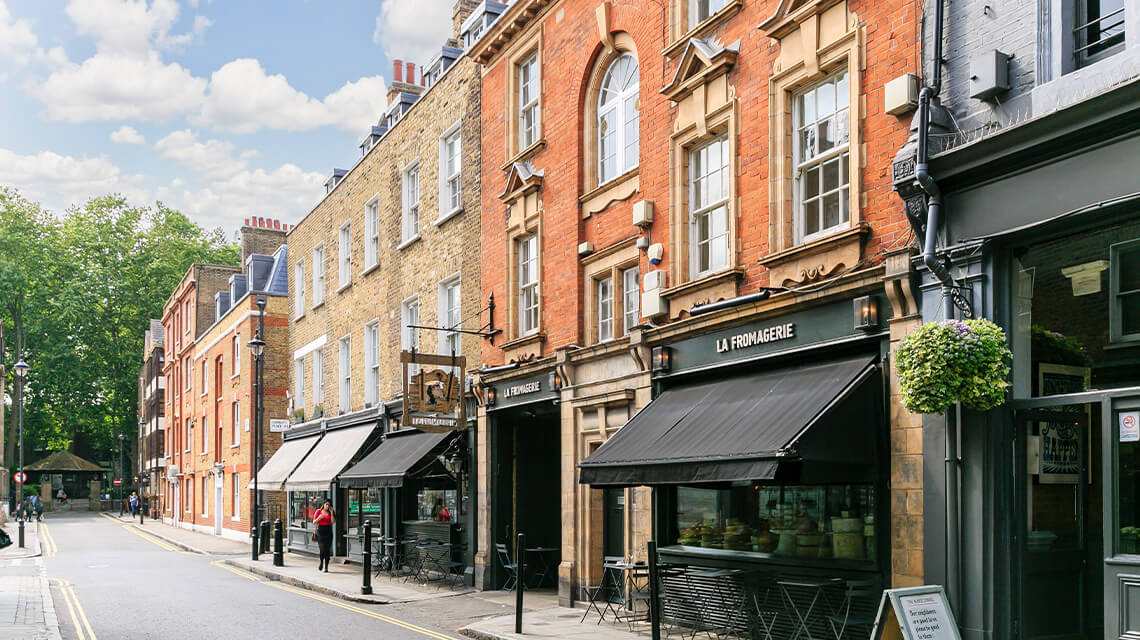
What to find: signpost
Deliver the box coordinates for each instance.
[13,471,27,484]
[872,586,961,640]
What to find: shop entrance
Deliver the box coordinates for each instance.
[490,401,561,589]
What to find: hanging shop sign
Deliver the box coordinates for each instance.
[872,585,961,640]
[401,350,466,432]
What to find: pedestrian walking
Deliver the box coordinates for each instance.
[57,488,67,504]
[128,491,139,517]
[30,495,42,521]
[312,500,335,572]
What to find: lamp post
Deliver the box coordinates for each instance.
[14,359,28,548]
[118,432,125,516]
[247,295,267,561]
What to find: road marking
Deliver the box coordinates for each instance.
[51,578,97,640]
[40,523,57,557]
[208,562,460,640]
[98,513,193,554]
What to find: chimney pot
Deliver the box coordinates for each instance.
[405,61,416,85]
[273,219,280,230]
[244,218,249,226]
[393,59,403,83]
[421,65,427,86]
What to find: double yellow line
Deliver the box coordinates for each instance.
[98,513,191,554]
[40,522,57,557]
[51,578,97,640]
[210,562,460,640]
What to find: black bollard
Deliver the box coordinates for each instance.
[273,518,284,567]
[260,520,271,554]
[362,520,373,595]
[514,532,525,633]
[648,540,661,640]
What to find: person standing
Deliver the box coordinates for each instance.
[57,488,66,504]
[313,500,335,572]
[128,491,139,517]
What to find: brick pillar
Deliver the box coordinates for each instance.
[884,248,925,588]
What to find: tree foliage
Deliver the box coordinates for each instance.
[1,188,238,472]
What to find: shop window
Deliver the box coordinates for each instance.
[1110,238,1140,343]
[596,53,640,185]
[518,53,541,151]
[402,162,421,245]
[670,483,877,562]
[1075,0,1125,68]
[794,72,850,244]
[689,136,730,278]
[417,488,457,523]
[518,235,539,336]
[290,491,329,530]
[312,244,325,306]
[347,487,383,537]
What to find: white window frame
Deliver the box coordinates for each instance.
[294,259,306,318]
[184,358,191,391]
[597,276,614,342]
[201,360,207,396]
[518,53,541,150]
[312,244,326,306]
[338,336,351,413]
[201,415,208,454]
[690,0,729,27]
[338,222,352,289]
[1110,238,1140,343]
[518,235,539,336]
[184,417,191,453]
[688,136,730,278]
[294,358,305,413]
[364,196,380,270]
[401,161,421,245]
[232,335,240,377]
[438,124,463,222]
[201,475,209,517]
[231,400,240,446]
[597,52,640,184]
[622,266,639,335]
[438,275,462,355]
[793,71,850,245]
[364,320,380,407]
[232,472,240,520]
[313,348,324,406]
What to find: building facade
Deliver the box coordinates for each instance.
[273,0,482,569]
[160,219,290,540]
[137,320,165,518]
[470,0,923,621]
[892,0,1140,637]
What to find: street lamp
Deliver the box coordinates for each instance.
[138,419,145,524]
[13,359,28,548]
[247,295,267,561]
[118,432,125,516]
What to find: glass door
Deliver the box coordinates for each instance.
[1105,394,1140,638]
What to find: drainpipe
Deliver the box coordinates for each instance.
[914,0,962,617]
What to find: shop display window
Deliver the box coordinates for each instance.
[670,482,877,562]
[346,488,383,537]
[289,491,330,529]
[417,488,458,523]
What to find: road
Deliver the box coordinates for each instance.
[40,512,465,640]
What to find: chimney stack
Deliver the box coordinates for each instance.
[387,58,426,103]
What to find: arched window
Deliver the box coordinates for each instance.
[597,53,640,184]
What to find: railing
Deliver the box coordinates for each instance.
[1074,6,1125,65]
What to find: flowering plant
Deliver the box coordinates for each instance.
[895,319,1012,414]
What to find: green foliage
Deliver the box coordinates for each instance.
[1030,325,1091,366]
[895,319,1013,414]
[1,188,239,470]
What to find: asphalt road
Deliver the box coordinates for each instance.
[41,512,465,640]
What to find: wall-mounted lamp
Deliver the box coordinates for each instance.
[548,371,563,392]
[484,385,497,407]
[651,345,673,373]
[854,295,879,331]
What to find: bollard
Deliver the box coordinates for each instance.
[273,518,284,567]
[140,497,145,525]
[362,520,373,595]
[648,540,661,640]
[260,520,271,554]
[252,516,260,561]
[515,532,525,634]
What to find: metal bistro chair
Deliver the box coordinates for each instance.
[495,543,519,591]
[826,579,877,639]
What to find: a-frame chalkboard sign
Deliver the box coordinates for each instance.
[871,585,962,640]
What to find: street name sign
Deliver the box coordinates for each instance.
[269,419,290,433]
[872,585,961,640]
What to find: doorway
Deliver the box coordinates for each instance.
[603,488,625,559]
[173,483,180,526]
[214,473,224,535]
[489,401,561,589]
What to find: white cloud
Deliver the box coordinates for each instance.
[323,75,391,135]
[154,129,248,178]
[110,125,146,144]
[158,163,324,231]
[64,0,199,56]
[0,146,147,212]
[0,0,38,66]
[373,0,453,69]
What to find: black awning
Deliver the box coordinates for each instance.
[578,354,879,487]
[338,430,450,489]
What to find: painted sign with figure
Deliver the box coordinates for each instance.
[402,350,466,432]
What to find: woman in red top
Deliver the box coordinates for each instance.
[313,500,335,571]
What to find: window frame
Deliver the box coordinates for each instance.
[597,275,615,342]
[596,52,640,185]
[364,196,380,271]
[338,221,352,289]
[792,70,851,245]
[313,348,324,407]
[232,472,241,520]
[232,335,240,377]
[364,320,380,407]
[622,266,640,335]
[294,259,306,318]
[184,417,191,453]
[201,414,208,454]
[231,400,240,446]
[439,123,463,221]
[294,357,306,413]
[517,52,541,151]
[202,475,209,517]
[1110,238,1140,344]
[689,0,729,29]
[338,335,351,414]
[401,161,421,245]
[517,235,539,336]
[312,244,326,306]
[1074,0,1126,68]
[688,135,731,279]
[438,274,462,356]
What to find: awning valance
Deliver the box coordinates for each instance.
[284,425,376,492]
[338,430,451,489]
[251,434,321,491]
[578,354,879,487]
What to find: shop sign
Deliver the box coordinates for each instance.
[503,381,542,397]
[401,350,466,432]
[715,322,795,353]
[873,585,961,640]
[1121,411,1140,443]
[488,371,558,410]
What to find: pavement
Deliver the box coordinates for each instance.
[0,519,62,640]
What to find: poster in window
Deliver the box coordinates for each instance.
[1037,363,1090,485]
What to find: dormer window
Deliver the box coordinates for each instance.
[325,168,347,194]
[461,1,507,49]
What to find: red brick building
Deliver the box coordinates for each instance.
[470,0,925,614]
[161,219,291,540]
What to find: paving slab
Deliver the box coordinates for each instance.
[113,515,249,555]
[459,606,644,640]
[0,523,60,640]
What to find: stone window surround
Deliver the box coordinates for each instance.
[582,238,640,345]
[581,31,641,219]
[401,160,422,248]
[437,121,465,225]
[363,194,381,274]
[312,243,326,308]
[294,258,306,319]
[665,0,744,57]
[364,318,381,406]
[438,272,463,355]
[338,334,351,414]
[502,30,545,166]
[337,221,352,292]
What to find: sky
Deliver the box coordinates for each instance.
[0,0,457,237]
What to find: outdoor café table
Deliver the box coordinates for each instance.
[411,542,452,584]
[776,576,844,640]
[524,547,558,588]
[685,567,757,638]
[602,560,650,620]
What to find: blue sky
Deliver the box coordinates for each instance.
[0,0,456,236]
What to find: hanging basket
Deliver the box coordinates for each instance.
[894,319,1012,414]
